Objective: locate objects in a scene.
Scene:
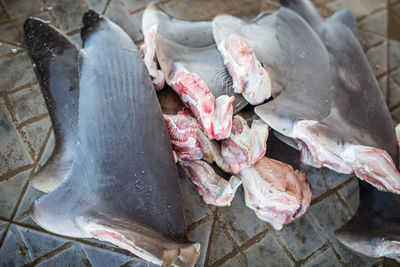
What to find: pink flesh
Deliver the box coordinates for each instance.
[221,116,268,174]
[343,146,400,194]
[293,120,400,194]
[240,157,312,230]
[91,230,162,265]
[218,34,271,105]
[293,120,354,174]
[141,25,165,90]
[164,113,203,161]
[180,160,241,206]
[173,70,234,140]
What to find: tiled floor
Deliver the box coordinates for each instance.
[0,0,399,266]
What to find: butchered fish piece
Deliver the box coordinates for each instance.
[30,11,199,266]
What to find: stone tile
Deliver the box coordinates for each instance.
[358,31,385,49]
[359,10,387,36]
[187,218,212,267]
[309,194,351,238]
[325,169,352,189]
[309,194,378,265]
[122,258,157,266]
[218,187,267,246]
[207,220,235,265]
[300,165,329,199]
[221,252,247,267]
[277,215,324,261]
[105,0,143,42]
[14,184,45,226]
[0,98,33,177]
[36,244,87,266]
[260,0,280,12]
[338,177,359,216]
[390,39,400,69]
[0,224,31,265]
[2,0,43,18]
[303,248,341,267]
[0,42,22,56]
[0,12,52,45]
[82,244,136,266]
[8,83,48,124]
[161,0,257,21]
[244,233,294,267]
[15,225,69,262]
[0,7,7,23]
[0,53,36,93]
[87,0,108,14]
[388,76,400,110]
[366,40,387,76]
[327,0,386,19]
[34,129,55,173]
[178,166,212,225]
[20,116,51,159]
[0,169,29,218]
[122,0,157,13]
[47,0,88,33]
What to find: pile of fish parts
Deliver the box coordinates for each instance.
[22,0,400,265]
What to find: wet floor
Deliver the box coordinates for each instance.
[0,0,400,266]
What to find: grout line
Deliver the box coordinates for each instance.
[358,28,388,39]
[9,180,30,222]
[0,164,34,182]
[209,229,270,267]
[187,214,212,232]
[0,0,11,20]
[305,213,346,266]
[203,209,218,267]
[334,191,355,218]
[11,220,132,255]
[356,6,387,23]
[16,113,49,130]
[296,242,330,266]
[273,232,298,265]
[0,223,10,250]
[364,39,386,53]
[101,0,112,15]
[310,176,354,206]
[2,80,39,97]
[2,94,37,162]
[74,242,93,267]
[24,242,72,266]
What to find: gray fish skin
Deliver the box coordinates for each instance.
[24,18,79,193]
[327,8,357,36]
[254,8,332,136]
[142,2,214,48]
[335,181,400,262]
[280,0,400,260]
[30,11,199,266]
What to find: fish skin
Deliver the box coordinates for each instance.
[30,11,199,266]
[335,181,400,262]
[281,0,400,260]
[24,18,80,193]
[254,8,332,138]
